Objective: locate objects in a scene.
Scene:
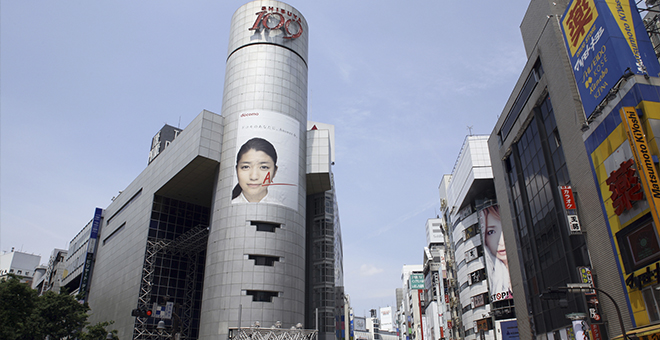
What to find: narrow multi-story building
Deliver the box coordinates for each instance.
[400,265,424,340]
[422,218,448,340]
[439,135,515,340]
[32,248,67,295]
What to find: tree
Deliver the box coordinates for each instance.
[0,275,117,340]
[80,321,119,340]
[0,274,38,339]
[26,290,90,339]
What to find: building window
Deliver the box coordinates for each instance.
[499,58,544,143]
[462,304,472,313]
[504,94,589,334]
[468,268,487,285]
[464,223,480,240]
[643,284,660,322]
[251,221,280,232]
[106,188,142,225]
[246,290,279,302]
[248,255,280,266]
[103,222,126,245]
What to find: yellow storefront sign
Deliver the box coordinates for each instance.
[620,107,660,244]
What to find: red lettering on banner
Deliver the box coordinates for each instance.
[250,8,303,40]
[606,159,644,215]
[590,324,603,340]
[565,0,594,47]
[263,172,273,185]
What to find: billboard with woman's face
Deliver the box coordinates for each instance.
[479,205,513,302]
[231,110,299,210]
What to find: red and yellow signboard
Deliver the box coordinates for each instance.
[562,0,598,57]
[620,107,660,239]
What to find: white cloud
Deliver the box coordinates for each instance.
[359,264,384,277]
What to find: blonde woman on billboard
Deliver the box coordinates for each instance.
[480,205,513,300]
[231,137,282,204]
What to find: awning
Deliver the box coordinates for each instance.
[611,323,660,340]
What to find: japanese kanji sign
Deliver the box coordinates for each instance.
[621,106,660,256]
[606,159,643,215]
[567,214,582,235]
[560,0,660,117]
[563,0,597,56]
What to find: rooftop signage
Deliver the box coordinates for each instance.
[560,0,660,117]
[250,6,303,40]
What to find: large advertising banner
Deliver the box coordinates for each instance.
[496,319,519,340]
[479,205,513,302]
[232,110,299,210]
[560,0,660,117]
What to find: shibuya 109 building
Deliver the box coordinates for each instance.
[77,1,344,340]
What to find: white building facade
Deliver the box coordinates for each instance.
[422,218,448,340]
[439,135,498,340]
[0,249,41,285]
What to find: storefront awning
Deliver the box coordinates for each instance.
[611,323,660,340]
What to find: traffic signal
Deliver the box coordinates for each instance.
[131,307,153,317]
[540,289,568,308]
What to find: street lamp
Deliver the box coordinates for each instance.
[554,283,630,340]
[157,320,166,340]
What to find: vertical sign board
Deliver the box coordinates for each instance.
[559,186,582,235]
[410,273,425,289]
[620,107,660,247]
[560,0,660,117]
[577,267,604,325]
[79,207,103,301]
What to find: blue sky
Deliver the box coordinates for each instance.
[1,0,530,316]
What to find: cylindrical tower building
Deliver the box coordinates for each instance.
[200,1,308,338]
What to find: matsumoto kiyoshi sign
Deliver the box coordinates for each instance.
[560,0,660,117]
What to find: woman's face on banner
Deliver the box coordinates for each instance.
[485,208,507,264]
[236,149,276,202]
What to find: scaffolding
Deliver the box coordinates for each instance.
[228,327,318,340]
[133,224,209,340]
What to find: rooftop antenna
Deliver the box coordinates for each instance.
[178,116,181,129]
[467,125,474,136]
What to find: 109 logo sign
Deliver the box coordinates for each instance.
[250,7,303,40]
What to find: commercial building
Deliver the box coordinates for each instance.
[353,310,398,340]
[62,208,103,299]
[32,248,67,295]
[439,135,516,340]
[398,264,424,340]
[421,218,447,340]
[577,1,660,338]
[70,1,344,340]
[0,248,40,286]
[487,0,660,338]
